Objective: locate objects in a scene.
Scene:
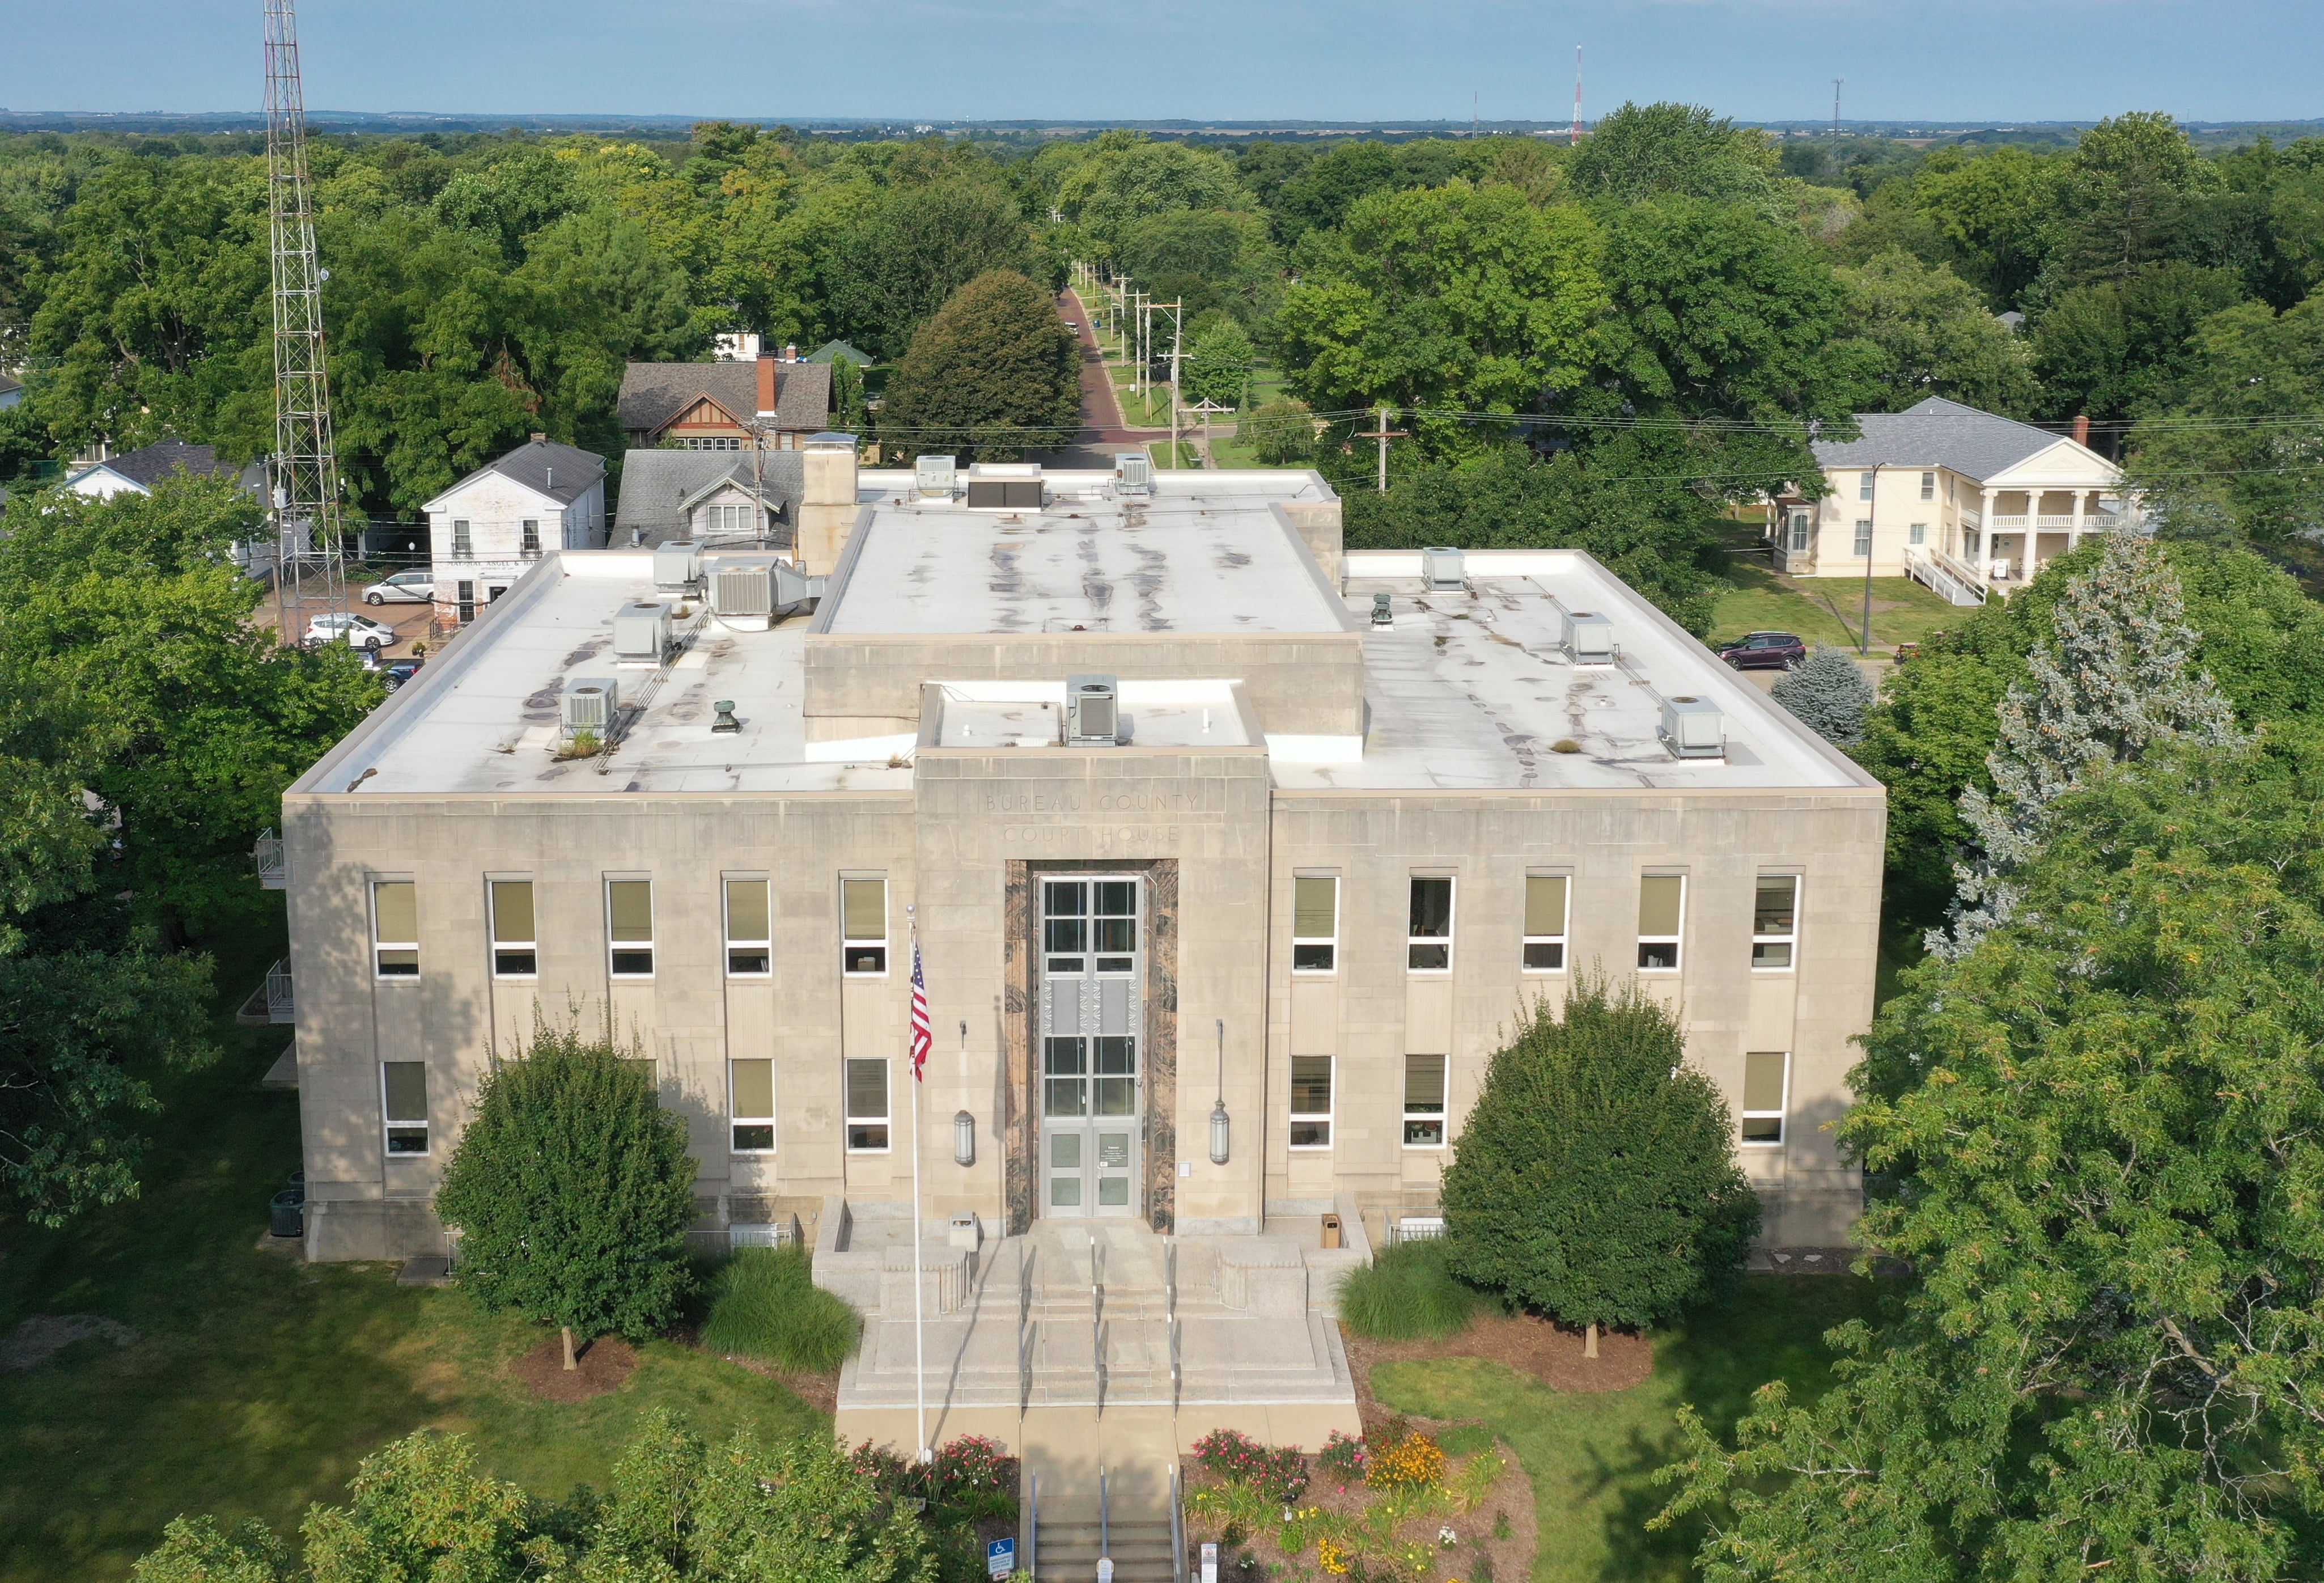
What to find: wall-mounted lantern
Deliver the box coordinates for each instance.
[1209,1018,1231,1166]
[954,1110,976,1167]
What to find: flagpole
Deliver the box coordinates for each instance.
[908,908,928,1463]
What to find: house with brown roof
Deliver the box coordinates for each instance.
[617,348,833,454]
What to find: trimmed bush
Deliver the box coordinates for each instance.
[1190,1428,1309,1504]
[701,1245,862,1373]
[1337,1238,1486,1340]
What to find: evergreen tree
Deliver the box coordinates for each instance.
[1933,531,2240,958]
[1440,979,1759,1357]
[434,1019,697,1369]
[1770,647,1878,747]
[877,269,1083,462]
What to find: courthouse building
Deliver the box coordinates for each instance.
[281,447,1885,1264]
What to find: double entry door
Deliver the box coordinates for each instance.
[1038,877,1142,1217]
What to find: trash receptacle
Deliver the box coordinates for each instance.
[269,1187,304,1239]
[1320,1212,1343,1250]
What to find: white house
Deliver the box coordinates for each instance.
[421,435,606,624]
[1772,397,2134,605]
[63,439,265,500]
[609,447,807,550]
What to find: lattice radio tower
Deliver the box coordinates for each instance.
[265,0,349,642]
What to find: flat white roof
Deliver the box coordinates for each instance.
[819,469,1348,636]
[292,541,1872,799]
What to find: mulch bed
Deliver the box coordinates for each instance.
[1343,1312,1652,1426]
[1189,1447,1537,1583]
[509,1335,639,1402]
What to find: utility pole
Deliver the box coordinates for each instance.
[1357,405,1406,493]
[1860,463,1878,655]
[1572,45,1584,146]
[264,0,350,646]
[1832,78,1843,138]
[1164,299,1183,468]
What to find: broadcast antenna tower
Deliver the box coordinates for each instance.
[264,0,349,643]
[1571,45,1583,145]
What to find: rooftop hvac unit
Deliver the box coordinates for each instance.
[1067,674,1119,746]
[712,564,773,621]
[612,601,671,664]
[1422,545,1465,589]
[771,561,827,607]
[1561,608,1615,665]
[1659,695,1725,760]
[563,678,619,735]
[966,476,1045,510]
[1116,452,1153,496]
[915,455,957,498]
[654,540,702,592]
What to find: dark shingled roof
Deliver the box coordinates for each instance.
[427,436,605,508]
[617,359,832,437]
[0,371,22,397]
[611,449,803,549]
[78,439,262,492]
[1810,396,2094,481]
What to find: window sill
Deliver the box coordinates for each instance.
[1739,1138,1786,1149]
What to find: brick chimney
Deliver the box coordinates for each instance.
[2071,414,2090,447]
[529,431,546,445]
[756,352,778,420]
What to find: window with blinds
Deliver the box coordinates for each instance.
[730,1058,774,1152]
[1638,875,1684,971]
[842,877,887,974]
[1292,875,1337,972]
[489,879,535,977]
[725,878,771,975]
[372,880,418,978]
[607,879,654,977]
[1523,874,1568,971]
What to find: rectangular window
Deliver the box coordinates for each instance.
[1853,519,1873,556]
[456,579,476,623]
[706,502,757,536]
[1919,471,1936,501]
[730,1057,775,1153]
[607,878,654,977]
[1288,1054,1333,1149]
[383,1061,428,1154]
[489,879,536,977]
[1292,875,1338,972]
[1909,522,1928,546]
[1638,875,1684,971]
[1753,875,1799,970]
[371,880,418,977]
[1741,1051,1789,1144]
[842,877,888,975]
[846,1057,890,1150]
[1786,509,1811,553]
[451,518,472,558]
[1402,1053,1447,1148]
[1407,876,1453,972]
[1523,874,1568,971]
[1857,472,1875,501]
[520,518,540,555]
[725,878,771,975]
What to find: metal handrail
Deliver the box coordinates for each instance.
[1100,1466,1110,1564]
[264,959,295,1024]
[252,828,287,888]
[1028,1471,1038,1582]
[1171,1465,1186,1583]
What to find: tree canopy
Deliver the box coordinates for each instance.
[877,268,1083,462]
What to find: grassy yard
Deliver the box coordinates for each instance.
[1369,1274,1891,1583]
[0,915,819,1583]
[1708,556,1965,655]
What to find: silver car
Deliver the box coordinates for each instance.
[363,570,435,605]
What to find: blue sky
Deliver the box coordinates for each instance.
[2,0,2317,125]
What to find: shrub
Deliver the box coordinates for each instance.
[1338,1238,1486,1340]
[1190,1428,1309,1504]
[1318,1430,1368,1486]
[701,1245,862,1373]
[1771,646,1878,747]
[1440,977,1761,1352]
[1244,398,1317,464]
[851,1433,1020,1527]
[1365,1429,1447,1491]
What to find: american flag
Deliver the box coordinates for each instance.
[908,928,931,1082]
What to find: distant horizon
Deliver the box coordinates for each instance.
[0,0,2315,128]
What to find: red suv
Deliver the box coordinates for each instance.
[1717,630,1808,670]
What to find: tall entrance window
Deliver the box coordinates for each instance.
[1038,877,1141,1217]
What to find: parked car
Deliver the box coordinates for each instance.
[1716,630,1808,670]
[304,611,399,652]
[363,570,434,604]
[371,656,423,692]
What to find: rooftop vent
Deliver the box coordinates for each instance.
[563,678,619,735]
[1116,452,1153,496]
[654,540,702,592]
[612,601,670,664]
[1422,546,1465,589]
[915,455,957,499]
[1659,695,1725,760]
[1561,608,1615,665]
[966,475,1045,510]
[1371,592,1394,628]
[1067,673,1119,746]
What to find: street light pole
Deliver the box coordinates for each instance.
[1860,463,1878,656]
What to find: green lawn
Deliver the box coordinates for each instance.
[0,913,819,1582]
[1369,1274,1891,1583]
[1708,557,1966,655]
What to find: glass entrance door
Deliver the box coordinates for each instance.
[1038,878,1140,1217]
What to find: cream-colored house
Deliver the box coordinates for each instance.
[1773,397,2134,604]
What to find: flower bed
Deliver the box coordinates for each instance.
[1185,1420,1533,1583]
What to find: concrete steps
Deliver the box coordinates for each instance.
[1038,1518,1175,1583]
